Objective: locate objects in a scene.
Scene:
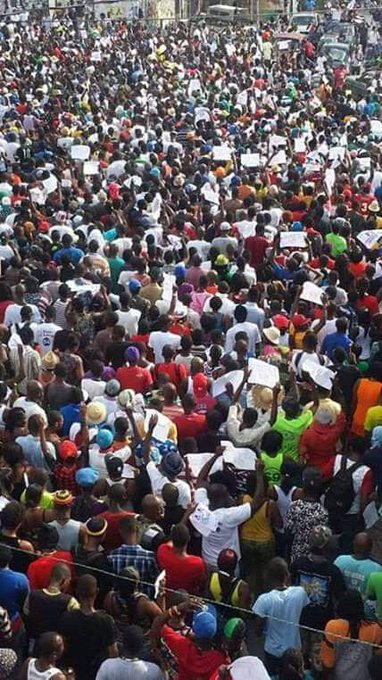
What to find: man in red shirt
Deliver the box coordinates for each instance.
[245,223,269,269]
[173,394,208,442]
[27,524,74,590]
[299,408,346,479]
[152,601,228,680]
[157,524,206,595]
[155,345,188,392]
[116,346,153,393]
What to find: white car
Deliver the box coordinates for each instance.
[291,12,318,33]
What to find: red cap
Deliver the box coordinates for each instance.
[273,314,289,330]
[59,440,78,460]
[292,314,310,329]
[38,220,50,234]
[193,373,208,398]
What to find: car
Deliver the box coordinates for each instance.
[290,12,318,33]
[194,4,248,24]
[344,70,381,99]
[319,42,350,68]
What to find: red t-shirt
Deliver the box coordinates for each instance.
[244,235,268,268]
[173,412,207,441]
[116,365,153,392]
[155,362,188,390]
[160,625,228,680]
[0,300,12,323]
[356,294,379,317]
[98,510,135,551]
[27,551,74,590]
[157,543,206,595]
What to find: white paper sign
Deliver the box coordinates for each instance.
[357,230,382,251]
[212,369,244,397]
[248,359,279,388]
[328,146,345,162]
[122,464,135,479]
[270,134,287,150]
[57,137,74,150]
[162,274,176,303]
[212,145,232,162]
[271,150,287,166]
[185,453,215,478]
[279,232,307,249]
[71,145,91,161]
[83,161,100,176]
[294,138,306,153]
[144,409,171,443]
[202,187,220,205]
[90,50,102,62]
[241,153,260,168]
[223,447,257,470]
[370,119,382,139]
[42,174,58,194]
[300,281,324,306]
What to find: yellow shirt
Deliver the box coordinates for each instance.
[240,497,273,542]
[365,405,382,432]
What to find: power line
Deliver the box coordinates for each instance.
[3,540,382,649]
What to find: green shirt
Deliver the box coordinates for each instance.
[325,232,347,258]
[108,256,125,285]
[260,451,283,485]
[272,409,313,461]
[366,572,382,618]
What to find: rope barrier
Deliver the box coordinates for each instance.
[2,539,382,649]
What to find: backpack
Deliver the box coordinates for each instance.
[324,456,361,515]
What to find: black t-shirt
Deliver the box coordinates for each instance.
[59,609,117,680]
[290,555,346,629]
[104,341,130,369]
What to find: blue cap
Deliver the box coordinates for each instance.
[75,467,99,487]
[291,221,303,232]
[231,176,241,187]
[192,610,217,640]
[129,279,142,294]
[96,429,114,449]
[150,167,161,178]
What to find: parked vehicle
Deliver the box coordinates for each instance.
[290,11,318,33]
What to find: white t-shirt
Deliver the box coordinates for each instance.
[116,308,141,336]
[89,444,131,478]
[225,321,261,354]
[146,461,191,509]
[81,378,106,400]
[148,331,181,364]
[4,303,41,327]
[13,397,48,426]
[193,487,251,566]
[33,322,61,354]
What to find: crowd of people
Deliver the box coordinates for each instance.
[0,3,381,680]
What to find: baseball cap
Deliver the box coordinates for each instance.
[193,373,208,398]
[273,314,289,330]
[129,279,141,294]
[291,313,310,328]
[227,656,271,680]
[75,467,99,487]
[192,609,217,640]
[215,254,229,266]
[96,429,114,449]
[224,618,246,640]
[59,440,79,460]
[105,454,124,477]
[220,221,231,231]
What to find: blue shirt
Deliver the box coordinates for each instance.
[322,331,351,360]
[60,403,81,437]
[53,246,83,265]
[253,586,309,657]
[15,435,54,471]
[334,554,382,598]
[0,568,29,619]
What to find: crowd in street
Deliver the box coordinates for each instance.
[0,4,381,680]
